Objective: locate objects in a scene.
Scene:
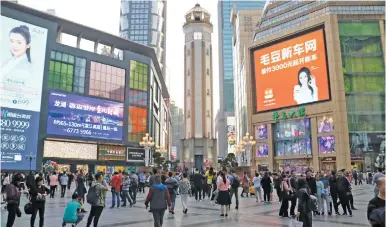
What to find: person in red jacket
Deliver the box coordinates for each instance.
[109,172,122,209]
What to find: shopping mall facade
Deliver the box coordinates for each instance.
[242,1,385,173]
[1,2,171,173]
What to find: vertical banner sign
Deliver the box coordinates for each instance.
[0,16,48,170]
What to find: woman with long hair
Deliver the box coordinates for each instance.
[241,172,250,197]
[216,171,231,216]
[279,174,291,217]
[293,67,318,104]
[261,172,272,204]
[297,178,312,227]
[30,177,49,227]
[5,174,23,227]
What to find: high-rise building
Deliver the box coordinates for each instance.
[119,0,167,77]
[170,100,184,160]
[182,4,217,170]
[216,1,265,159]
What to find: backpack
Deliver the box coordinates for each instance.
[86,185,98,205]
[231,174,240,188]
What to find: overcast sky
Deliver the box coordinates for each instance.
[18,0,220,112]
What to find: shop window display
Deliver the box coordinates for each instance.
[317,115,334,133]
[256,143,268,157]
[255,124,268,139]
[274,118,311,156]
[318,136,336,154]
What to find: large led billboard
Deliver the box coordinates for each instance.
[252,28,330,112]
[47,91,124,141]
[0,16,48,170]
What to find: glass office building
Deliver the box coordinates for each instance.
[120,0,166,76]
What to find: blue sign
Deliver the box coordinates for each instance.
[47,91,124,141]
[1,108,39,170]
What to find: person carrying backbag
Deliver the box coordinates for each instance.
[5,174,23,227]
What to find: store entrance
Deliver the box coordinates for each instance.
[351,162,364,172]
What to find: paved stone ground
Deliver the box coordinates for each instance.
[1,184,374,227]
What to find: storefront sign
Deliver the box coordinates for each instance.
[351,155,364,161]
[126,148,145,163]
[0,17,48,170]
[98,145,125,161]
[47,91,124,141]
[321,157,336,162]
[273,107,306,122]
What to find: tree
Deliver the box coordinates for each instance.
[162,160,171,172]
[220,153,237,171]
[152,152,165,168]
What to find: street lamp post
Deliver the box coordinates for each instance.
[241,133,256,166]
[25,152,36,171]
[235,143,244,166]
[139,133,155,167]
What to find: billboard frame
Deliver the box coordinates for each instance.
[250,25,332,114]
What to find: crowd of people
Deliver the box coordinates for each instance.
[1,167,385,227]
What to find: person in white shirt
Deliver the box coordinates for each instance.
[253,172,263,202]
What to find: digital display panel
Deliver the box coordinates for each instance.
[47,91,124,141]
[253,29,330,112]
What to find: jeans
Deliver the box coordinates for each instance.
[279,198,289,217]
[263,188,271,202]
[181,194,189,210]
[30,206,45,227]
[319,194,331,213]
[129,186,137,202]
[6,203,18,227]
[290,194,297,215]
[152,209,165,227]
[254,187,262,201]
[229,187,239,206]
[86,206,103,227]
[170,193,176,210]
[111,191,120,207]
[50,185,57,198]
[194,186,202,200]
[61,185,67,197]
[121,190,133,206]
[63,213,84,226]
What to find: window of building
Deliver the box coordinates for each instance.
[206,69,210,75]
[79,38,95,52]
[89,61,125,101]
[130,61,148,91]
[121,1,130,14]
[274,118,311,156]
[48,51,85,93]
[154,81,160,104]
[255,124,268,139]
[318,136,336,154]
[128,106,147,142]
[97,43,111,56]
[113,48,124,61]
[206,89,210,95]
[128,89,148,106]
[256,143,268,157]
[194,32,202,40]
[59,33,77,48]
[317,116,334,133]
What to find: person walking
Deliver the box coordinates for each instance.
[67,173,74,191]
[252,172,263,203]
[229,170,240,209]
[205,167,214,199]
[296,179,313,227]
[353,171,358,185]
[319,172,332,215]
[279,174,291,218]
[179,172,191,214]
[121,172,133,207]
[109,172,122,209]
[345,171,357,210]
[217,171,231,217]
[289,171,298,217]
[193,169,203,201]
[241,172,250,197]
[261,172,272,204]
[139,172,146,194]
[164,172,178,214]
[273,174,283,203]
[75,170,87,213]
[49,172,58,198]
[367,177,385,227]
[337,170,352,216]
[5,174,22,227]
[315,173,325,215]
[86,173,109,227]
[358,171,363,185]
[30,177,49,227]
[145,175,172,227]
[329,170,340,215]
[129,172,139,203]
[60,172,69,198]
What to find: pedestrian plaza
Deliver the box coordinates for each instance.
[1,184,374,227]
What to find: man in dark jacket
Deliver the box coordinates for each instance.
[145,176,171,227]
[329,170,340,215]
[192,169,203,201]
[305,171,317,195]
[337,170,352,216]
[289,171,297,217]
[367,177,385,227]
[353,171,358,185]
[273,174,283,203]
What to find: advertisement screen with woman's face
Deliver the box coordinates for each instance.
[253,28,330,112]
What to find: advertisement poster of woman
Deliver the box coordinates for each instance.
[0,16,48,112]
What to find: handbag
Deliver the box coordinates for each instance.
[24,202,33,215]
[290,218,303,227]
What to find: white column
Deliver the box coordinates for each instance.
[144,147,150,166]
[246,145,251,166]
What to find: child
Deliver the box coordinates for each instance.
[62,194,84,227]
